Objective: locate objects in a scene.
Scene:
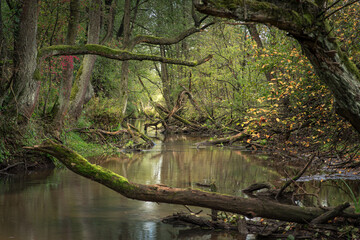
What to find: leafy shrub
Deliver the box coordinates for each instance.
[84,96,123,130]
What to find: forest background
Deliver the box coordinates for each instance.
[0,0,360,172]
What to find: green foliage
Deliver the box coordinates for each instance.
[286,235,295,240]
[189,23,269,122]
[0,141,10,163]
[329,2,360,67]
[92,57,122,98]
[339,225,359,240]
[64,132,110,157]
[340,179,360,213]
[84,96,124,130]
[237,25,360,155]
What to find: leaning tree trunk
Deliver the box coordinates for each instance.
[195,0,360,133]
[26,140,360,224]
[160,45,173,110]
[52,0,80,130]
[70,0,101,120]
[4,0,39,120]
[246,24,275,83]
[298,31,360,133]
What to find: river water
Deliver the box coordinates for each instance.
[0,134,359,239]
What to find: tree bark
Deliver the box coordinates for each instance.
[26,140,360,224]
[5,0,39,119]
[52,0,80,130]
[100,0,115,45]
[0,0,5,106]
[246,24,275,83]
[160,45,173,109]
[70,0,101,120]
[118,0,131,115]
[195,0,360,133]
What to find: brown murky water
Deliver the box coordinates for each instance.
[0,134,359,239]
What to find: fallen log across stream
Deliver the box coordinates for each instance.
[25,140,360,224]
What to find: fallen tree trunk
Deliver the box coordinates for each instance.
[156,104,204,130]
[25,140,359,223]
[128,123,155,148]
[196,132,248,147]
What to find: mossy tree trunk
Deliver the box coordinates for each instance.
[27,140,359,224]
[195,0,360,133]
[1,0,40,120]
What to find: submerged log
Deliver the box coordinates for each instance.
[163,212,237,231]
[25,140,360,223]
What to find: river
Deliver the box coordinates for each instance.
[0,133,359,239]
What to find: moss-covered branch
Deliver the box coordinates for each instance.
[38,44,213,66]
[24,140,360,223]
[195,0,317,35]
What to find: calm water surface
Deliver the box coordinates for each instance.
[0,134,359,239]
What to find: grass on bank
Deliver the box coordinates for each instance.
[63,131,118,158]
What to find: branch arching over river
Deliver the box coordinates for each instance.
[25,140,360,224]
[38,44,213,67]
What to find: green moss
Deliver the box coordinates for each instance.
[52,142,133,190]
[328,30,360,81]
[302,13,313,25]
[218,0,313,27]
[64,132,115,157]
[84,44,127,55]
[47,141,132,191]
[338,50,360,81]
[38,45,79,58]
[33,68,41,81]
[38,44,127,59]
[70,64,83,101]
[134,35,162,40]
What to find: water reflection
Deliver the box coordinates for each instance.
[0,135,358,239]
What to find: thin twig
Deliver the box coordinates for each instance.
[324,0,360,20]
[183,205,203,215]
[317,0,341,18]
[276,155,315,200]
[0,162,24,173]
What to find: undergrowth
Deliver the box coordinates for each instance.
[62,131,118,157]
